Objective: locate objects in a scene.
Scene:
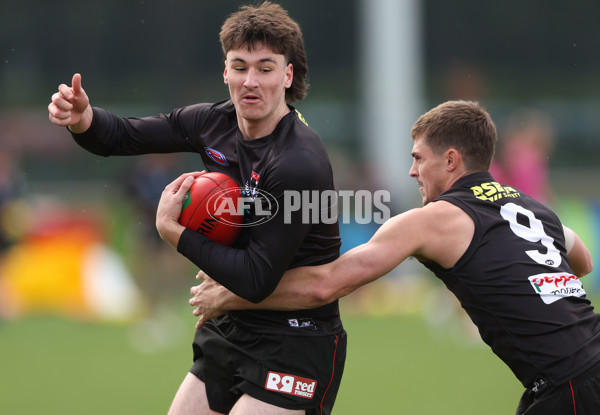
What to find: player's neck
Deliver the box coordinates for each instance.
[238,104,291,141]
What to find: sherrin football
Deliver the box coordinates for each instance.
[179,172,243,246]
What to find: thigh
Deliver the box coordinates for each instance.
[230,393,304,415]
[168,372,225,415]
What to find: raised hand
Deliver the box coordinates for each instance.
[48,73,93,133]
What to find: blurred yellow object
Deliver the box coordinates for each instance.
[0,199,32,242]
[0,216,144,322]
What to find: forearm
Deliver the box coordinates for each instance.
[212,282,317,312]
[257,265,333,310]
[71,107,196,157]
[243,246,383,310]
[207,265,333,312]
[195,243,392,316]
[190,267,328,328]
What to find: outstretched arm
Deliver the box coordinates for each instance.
[48,73,93,133]
[190,209,433,328]
[189,201,474,329]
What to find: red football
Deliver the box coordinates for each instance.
[179,172,243,246]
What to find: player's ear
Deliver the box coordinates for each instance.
[446,148,460,171]
[284,63,293,89]
[223,62,229,85]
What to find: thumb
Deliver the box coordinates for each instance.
[72,73,82,95]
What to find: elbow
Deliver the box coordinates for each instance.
[244,286,275,304]
[579,246,594,277]
[309,267,347,306]
[247,292,271,304]
[244,278,279,304]
[572,256,594,278]
[311,284,337,306]
[580,258,594,278]
[568,235,594,277]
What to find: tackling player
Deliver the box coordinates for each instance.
[190,100,599,414]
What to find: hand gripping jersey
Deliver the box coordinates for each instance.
[423,172,600,388]
[72,99,343,336]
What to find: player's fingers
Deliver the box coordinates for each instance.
[196,270,208,281]
[189,290,199,305]
[57,83,73,101]
[48,112,71,126]
[72,73,82,95]
[48,101,66,120]
[177,175,195,196]
[172,171,205,188]
[163,173,191,193]
[48,102,73,125]
[196,315,208,330]
[50,92,74,111]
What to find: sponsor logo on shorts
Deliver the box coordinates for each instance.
[528,272,586,304]
[265,371,317,399]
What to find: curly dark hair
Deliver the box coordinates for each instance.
[219,1,309,103]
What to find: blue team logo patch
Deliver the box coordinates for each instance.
[205,147,229,166]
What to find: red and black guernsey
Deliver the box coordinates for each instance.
[72,99,342,336]
[423,172,600,388]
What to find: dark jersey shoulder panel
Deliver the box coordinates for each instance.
[423,172,600,387]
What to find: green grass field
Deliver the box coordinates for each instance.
[0,296,522,415]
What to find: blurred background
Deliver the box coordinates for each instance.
[1,0,600,413]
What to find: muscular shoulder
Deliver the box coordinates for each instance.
[414,201,475,268]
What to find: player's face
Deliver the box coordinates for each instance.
[409,135,450,205]
[224,43,293,132]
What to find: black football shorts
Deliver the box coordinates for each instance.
[516,360,600,414]
[190,314,347,414]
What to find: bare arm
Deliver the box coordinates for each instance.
[189,205,463,328]
[48,73,93,133]
[189,237,385,326]
[563,225,593,277]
